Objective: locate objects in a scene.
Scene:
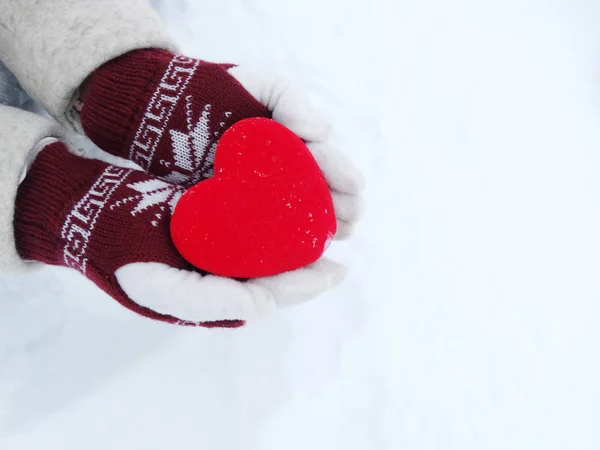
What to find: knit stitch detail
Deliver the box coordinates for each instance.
[81,49,270,185]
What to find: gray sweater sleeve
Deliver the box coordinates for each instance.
[0,0,178,131]
[0,0,178,271]
[0,106,66,271]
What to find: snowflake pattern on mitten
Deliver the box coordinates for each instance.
[81,50,270,187]
[14,141,243,328]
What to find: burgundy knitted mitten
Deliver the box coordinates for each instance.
[80,49,366,240]
[15,141,287,327]
[80,49,270,187]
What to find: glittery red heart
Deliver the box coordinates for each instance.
[170,118,336,278]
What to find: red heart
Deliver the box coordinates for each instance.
[170,117,336,278]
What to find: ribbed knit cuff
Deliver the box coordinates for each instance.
[14,142,104,266]
[81,48,176,160]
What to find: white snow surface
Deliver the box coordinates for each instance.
[4,0,600,448]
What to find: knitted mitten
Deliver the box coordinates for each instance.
[79,49,365,239]
[80,49,269,187]
[15,142,345,326]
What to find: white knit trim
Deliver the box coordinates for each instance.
[227,66,365,195]
[61,166,131,274]
[128,55,199,171]
[116,258,347,323]
[227,66,332,143]
[117,262,278,322]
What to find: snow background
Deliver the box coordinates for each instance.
[3,0,600,448]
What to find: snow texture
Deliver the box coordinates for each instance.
[4,0,600,448]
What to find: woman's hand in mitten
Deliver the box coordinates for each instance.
[79,49,365,239]
[14,141,346,327]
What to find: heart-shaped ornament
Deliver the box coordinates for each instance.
[170,117,336,278]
